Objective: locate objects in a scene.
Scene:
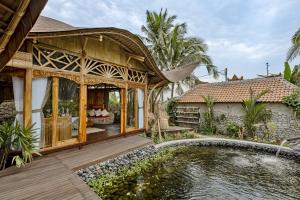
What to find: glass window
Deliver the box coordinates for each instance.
[57,78,79,142]
[126,88,144,129]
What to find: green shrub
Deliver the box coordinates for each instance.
[201,95,217,134]
[166,98,177,125]
[283,89,300,117]
[225,122,240,137]
[242,89,270,138]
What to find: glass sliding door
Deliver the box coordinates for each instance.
[42,80,53,148]
[137,88,144,128]
[126,87,145,130]
[57,78,80,143]
[126,88,136,129]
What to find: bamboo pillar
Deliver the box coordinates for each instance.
[120,86,127,134]
[23,69,32,128]
[79,84,87,143]
[51,77,59,146]
[79,50,87,143]
[23,40,33,128]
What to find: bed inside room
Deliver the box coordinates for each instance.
[86,84,121,141]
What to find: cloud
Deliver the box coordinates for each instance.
[41,0,300,82]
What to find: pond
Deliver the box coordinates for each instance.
[92,146,300,200]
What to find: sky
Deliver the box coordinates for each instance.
[42,0,300,82]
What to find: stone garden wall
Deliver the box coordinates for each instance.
[177,103,300,139]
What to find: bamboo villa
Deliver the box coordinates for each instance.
[0,2,198,153]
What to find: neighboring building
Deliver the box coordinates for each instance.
[227,74,243,81]
[176,77,300,139]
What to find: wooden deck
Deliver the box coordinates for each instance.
[0,135,152,200]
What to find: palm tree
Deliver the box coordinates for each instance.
[287,28,300,61]
[242,89,269,139]
[157,24,218,98]
[283,62,299,85]
[141,9,218,98]
[141,9,177,68]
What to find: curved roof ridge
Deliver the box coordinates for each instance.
[29,15,169,84]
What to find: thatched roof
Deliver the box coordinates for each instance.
[0,0,47,71]
[177,77,298,103]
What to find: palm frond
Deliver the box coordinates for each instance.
[287,28,300,61]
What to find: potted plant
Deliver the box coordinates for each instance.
[0,122,40,170]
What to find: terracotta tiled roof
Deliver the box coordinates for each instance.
[177,77,298,103]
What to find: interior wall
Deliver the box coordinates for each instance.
[87,89,109,109]
[0,73,14,103]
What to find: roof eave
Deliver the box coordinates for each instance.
[0,0,47,71]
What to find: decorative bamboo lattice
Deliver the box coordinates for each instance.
[32,44,147,84]
[33,45,81,72]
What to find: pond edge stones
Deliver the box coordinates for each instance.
[77,138,300,182]
[77,145,157,182]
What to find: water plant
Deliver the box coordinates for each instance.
[89,147,183,199]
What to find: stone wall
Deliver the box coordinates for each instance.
[0,100,16,123]
[177,103,300,139]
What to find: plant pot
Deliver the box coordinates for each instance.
[160,118,169,130]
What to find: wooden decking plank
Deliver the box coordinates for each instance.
[0,135,152,200]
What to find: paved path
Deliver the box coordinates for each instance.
[0,135,152,200]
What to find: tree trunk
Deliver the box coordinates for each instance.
[170,83,175,98]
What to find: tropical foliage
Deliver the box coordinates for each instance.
[287,28,300,61]
[0,122,40,170]
[283,62,299,85]
[141,9,218,98]
[242,89,270,138]
[165,98,177,125]
[201,95,216,134]
[225,121,240,138]
[283,89,300,118]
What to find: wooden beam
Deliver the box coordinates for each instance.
[0,2,15,13]
[79,84,87,143]
[51,77,59,146]
[0,0,30,51]
[23,69,32,127]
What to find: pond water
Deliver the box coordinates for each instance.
[101,147,300,200]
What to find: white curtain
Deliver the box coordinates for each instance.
[12,77,24,126]
[31,78,50,148]
[137,89,144,128]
